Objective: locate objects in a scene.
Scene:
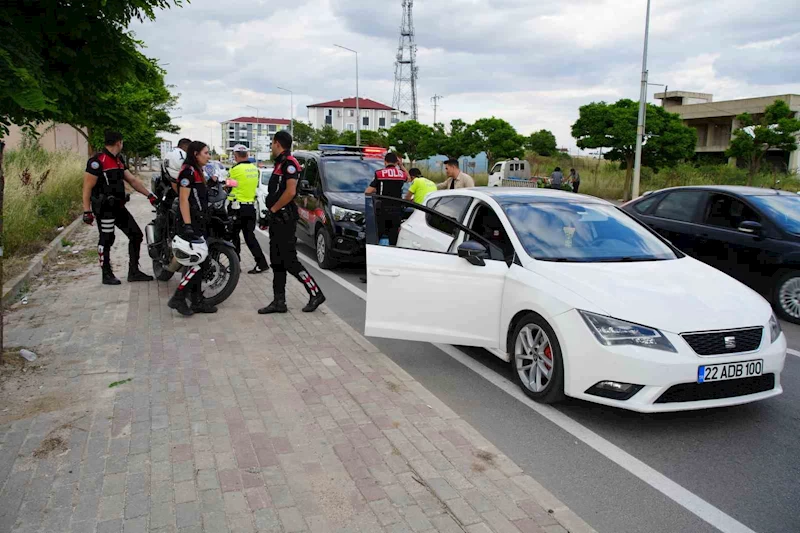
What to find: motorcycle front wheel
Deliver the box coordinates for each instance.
[201,244,240,307]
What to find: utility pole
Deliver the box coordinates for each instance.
[632,0,652,200]
[334,44,360,146]
[431,94,443,125]
[277,86,294,137]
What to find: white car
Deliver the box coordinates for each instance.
[256,167,274,219]
[365,188,787,412]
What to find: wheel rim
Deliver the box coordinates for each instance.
[779,277,800,319]
[202,250,231,299]
[316,233,326,264]
[515,324,554,393]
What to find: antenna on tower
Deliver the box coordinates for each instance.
[392,0,418,121]
[431,94,443,125]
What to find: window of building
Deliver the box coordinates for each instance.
[391,112,400,124]
[268,124,277,132]
[346,123,355,131]
[379,117,386,128]
[349,109,355,117]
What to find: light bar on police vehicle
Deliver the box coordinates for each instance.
[317,144,388,159]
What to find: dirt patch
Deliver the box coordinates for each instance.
[474,449,496,465]
[32,436,67,459]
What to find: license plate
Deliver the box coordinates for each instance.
[698,360,763,383]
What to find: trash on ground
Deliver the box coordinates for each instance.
[108,378,133,388]
[21,297,28,305]
[19,349,37,362]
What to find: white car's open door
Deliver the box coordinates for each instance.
[364,199,509,349]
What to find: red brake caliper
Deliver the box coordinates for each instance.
[543,346,553,370]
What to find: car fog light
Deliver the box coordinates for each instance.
[586,381,644,401]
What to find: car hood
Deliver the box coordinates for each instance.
[531,257,771,333]
[327,192,365,212]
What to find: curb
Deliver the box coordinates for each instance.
[2,215,84,306]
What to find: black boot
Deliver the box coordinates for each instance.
[190,294,218,314]
[168,294,194,316]
[102,266,121,286]
[258,300,288,314]
[303,293,326,313]
[128,264,154,282]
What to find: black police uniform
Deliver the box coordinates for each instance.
[260,151,324,312]
[170,165,209,309]
[370,164,406,245]
[85,149,148,282]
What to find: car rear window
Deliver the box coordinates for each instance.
[652,191,704,222]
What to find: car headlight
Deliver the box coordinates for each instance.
[769,314,782,344]
[579,310,677,352]
[331,205,362,223]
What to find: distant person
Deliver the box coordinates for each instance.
[550,167,564,189]
[438,159,475,189]
[228,145,269,274]
[569,168,581,193]
[404,168,437,204]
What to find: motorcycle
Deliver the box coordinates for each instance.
[145,172,241,307]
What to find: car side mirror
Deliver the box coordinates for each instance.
[738,220,763,236]
[299,180,314,194]
[458,241,487,267]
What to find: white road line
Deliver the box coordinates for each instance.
[276,242,759,533]
[787,348,800,359]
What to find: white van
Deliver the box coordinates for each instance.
[487,159,532,187]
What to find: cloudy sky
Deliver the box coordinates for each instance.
[132,0,800,152]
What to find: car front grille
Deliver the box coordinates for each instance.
[654,374,775,404]
[681,327,763,356]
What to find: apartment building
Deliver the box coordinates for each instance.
[656,91,800,172]
[307,97,406,133]
[220,117,291,157]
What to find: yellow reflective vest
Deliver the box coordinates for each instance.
[228,162,259,203]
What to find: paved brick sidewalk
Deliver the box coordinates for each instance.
[1,196,594,533]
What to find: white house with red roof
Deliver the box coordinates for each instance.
[307,97,407,133]
[221,116,291,156]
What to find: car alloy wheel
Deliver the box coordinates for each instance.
[778,275,800,320]
[515,324,554,393]
[316,232,327,264]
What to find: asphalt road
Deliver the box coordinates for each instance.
[252,231,800,533]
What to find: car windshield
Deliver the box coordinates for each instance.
[748,195,800,234]
[260,168,273,185]
[500,200,678,262]
[322,158,386,192]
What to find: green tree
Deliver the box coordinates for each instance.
[468,117,525,166]
[360,129,390,148]
[726,99,800,183]
[432,119,478,160]
[387,120,436,163]
[313,125,341,147]
[291,121,315,149]
[526,129,557,156]
[0,0,183,354]
[572,99,696,200]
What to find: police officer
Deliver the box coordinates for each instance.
[258,131,326,314]
[168,141,218,316]
[365,152,408,245]
[228,145,269,274]
[82,130,160,285]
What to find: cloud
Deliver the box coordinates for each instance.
[132,0,800,152]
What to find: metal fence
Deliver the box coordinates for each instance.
[500,177,551,188]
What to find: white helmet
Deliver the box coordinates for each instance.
[172,235,208,266]
[164,148,187,181]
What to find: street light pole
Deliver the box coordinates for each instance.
[632,0,652,200]
[245,105,260,155]
[277,86,294,137]
[334,44,359,146]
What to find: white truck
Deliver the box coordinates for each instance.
[487,159,533,187]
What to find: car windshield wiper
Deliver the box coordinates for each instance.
[594,256,665,263]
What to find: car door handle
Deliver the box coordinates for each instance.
[370,268,400,277]
[411,241,422,249]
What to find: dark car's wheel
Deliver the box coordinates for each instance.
[315,228,338,270]
[510,314,565,404]
[773,270,800,324]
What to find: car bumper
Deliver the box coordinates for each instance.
[552,310,786,413]
[331,223,366,258]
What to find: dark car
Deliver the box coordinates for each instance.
[290,145,391,269]
[622,185,800,323]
